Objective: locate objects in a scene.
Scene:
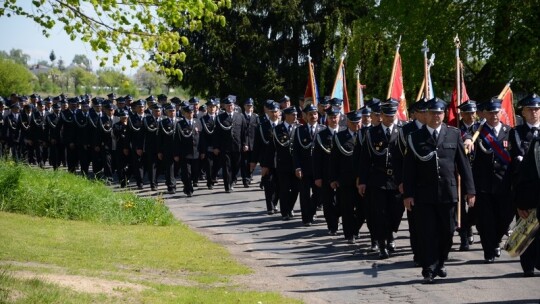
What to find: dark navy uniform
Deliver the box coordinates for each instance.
[510,93,540,276]
[272,118,299,219]
[293,116,326,226]
[359,121,403,258]
[200,111,219,189]
[403,98,475,283]
[241,101,258,187]
[472,99,514,263]
[94,108,115,181]
[59,99,80,173]
[158,109,180,193]
[252,105,280,213]
[129,102,146,189]
[313,117,343,234]
[330,122,363,241]
[74,108,92,176]
[4,105,22,161]
[113,113,132,188]
[214,98,247,192]
[46,105,62,169]
[177,110,204,197]
[143,107,161,190]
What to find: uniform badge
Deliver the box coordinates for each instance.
[503,140,508,148]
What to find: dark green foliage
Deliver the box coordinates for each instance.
[170,0,540,107]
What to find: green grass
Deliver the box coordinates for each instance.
[0,160,175,225]
[0,212,299,303]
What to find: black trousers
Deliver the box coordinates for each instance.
[132,150,144,186]
[66,142,78,173]
[163,156,176,190]
[181,158,200,194]
[320,181,339,233]
[144,152,159,187]
[369,188,402,244]
[78,145,92,176]
[338,183,363,239]
[475,192,515,259]
[101,148,113,180]
[299,174,319,224]
[116,149,131,187]
[240,150,254,182]
[221,151,241,191]
[48,141,61,169]
[520,234,540,273]
[204,152,219,186]
[261,168,279,211]
[407,209,422,264]
[277,170,298,216]
[415,203,455,275]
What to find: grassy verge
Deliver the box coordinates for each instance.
[0,160,174,225]
[0,212,298,303]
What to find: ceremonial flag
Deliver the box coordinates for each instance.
[304,55,319,106]
[356,77,365,110]
[330,54,350,113]
[499,84,515,127]
[448,65,470,127]
[387,49,407,121]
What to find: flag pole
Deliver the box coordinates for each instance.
[355,64,363,110]
[497,78,514,99]
[421,39,430,99]
[307,50,317,106]
[386,36,401,99]
[416,53,435,101]
[454,34,462,229]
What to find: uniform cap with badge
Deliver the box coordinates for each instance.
[346,110,362,122]
[283,106,297,115]
[458,100,477,113]
[482,97,502,112]
[518,93,540,108]
[426,97,447,112]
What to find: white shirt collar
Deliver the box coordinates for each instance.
[426,125,442,135]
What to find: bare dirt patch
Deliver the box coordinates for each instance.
[13,270,147,296]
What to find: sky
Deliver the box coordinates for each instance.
[0,12,137,75]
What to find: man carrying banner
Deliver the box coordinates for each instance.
[403,97,475,284]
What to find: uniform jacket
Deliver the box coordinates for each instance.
[514,137,540,210]
[129,113,146,150]
[157,117,180,157]
[177,117,204,159]
[200,114,217,153]
[253,118,275,168]
[358,124,401,190]
[403,124,475,204]
[329,129,362,186]
[271,122,298,173]
[143,115,160,154]
[293,123,326,176]
[214,111,246,153]
[243,112,259,151]
[313,126,344,181]
[472,123,512,194]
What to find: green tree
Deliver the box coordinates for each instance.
[97,68,129,92]
[66,67,97,95]
[49,50,56,66]
[1,0,230,80]
[0,58,35,96]
[72,54,92,71]
[134,67,166,95]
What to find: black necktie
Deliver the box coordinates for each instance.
[432,129,438,142]
[310,126,314,138]
[353,132,358,144]
[288,125,292,134]
[385,127,391,140]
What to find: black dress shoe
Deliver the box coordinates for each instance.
[436,267,447,278]
[267,210,274,215]
[137,184,143,190]
[485,258,495,264]
[422,274,435,284]
[243,180,249,188]
[207,184,214,190]
[193,183,198,187]
[328,230,337,236]
[379,249,390,259]
[186,192,193,197]
[387,241,396,253]
[304,222,312,227]
[495,247,501,258]
[282,216,290,221]
[151,185,157,191]
[523,271,535,277]
[459,241,470,251]
[225,189,231,193]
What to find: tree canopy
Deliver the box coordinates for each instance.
[171,0,540,106]
[1,0,230,80]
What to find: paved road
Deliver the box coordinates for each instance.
[139,176,540,304]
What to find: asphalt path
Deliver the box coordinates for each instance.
[137,175,540,304]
